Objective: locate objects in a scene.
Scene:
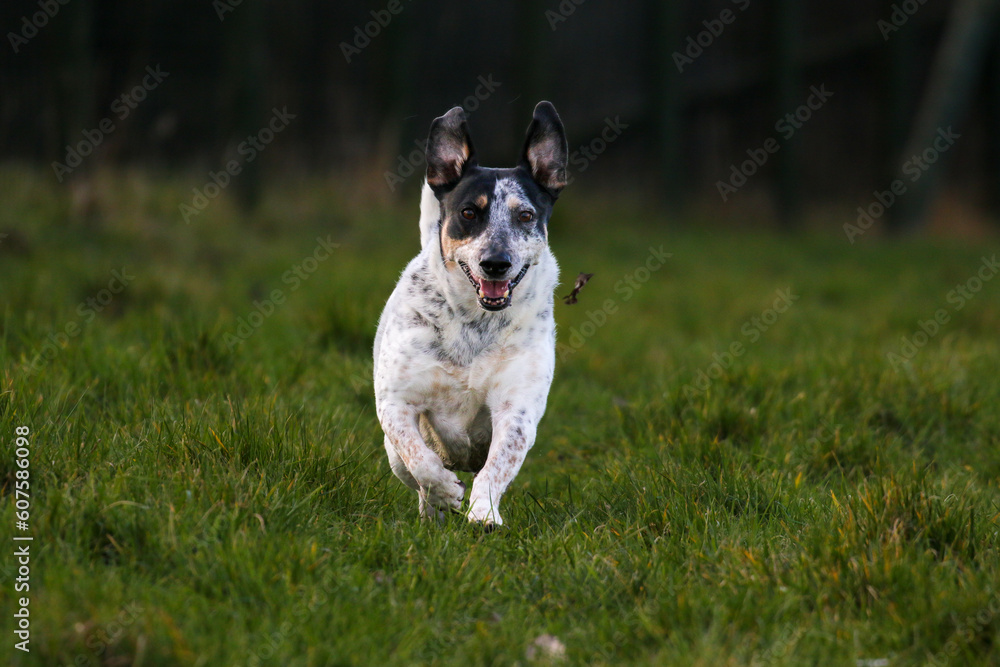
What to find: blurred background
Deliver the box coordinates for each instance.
[8,5,1000,665]
[2,0,999,235]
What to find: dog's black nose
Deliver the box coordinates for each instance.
[480,254,512,278]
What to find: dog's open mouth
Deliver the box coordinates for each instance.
[459,262,530,311]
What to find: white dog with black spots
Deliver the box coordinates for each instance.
[374,102,569,527]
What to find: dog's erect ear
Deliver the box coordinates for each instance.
[520,101,568,197]
[426,107,476,191]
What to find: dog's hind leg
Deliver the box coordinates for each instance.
[378,402,466,519]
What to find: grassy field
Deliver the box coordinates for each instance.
[1,165,999,666]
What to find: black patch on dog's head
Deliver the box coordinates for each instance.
[436,168,557,248]
[439,169,501,242]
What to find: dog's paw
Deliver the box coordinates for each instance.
[467,501,503,528]
[418,471,466,513]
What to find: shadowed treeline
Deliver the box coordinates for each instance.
[2,0,999,231]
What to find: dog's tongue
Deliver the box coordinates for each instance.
[479,279,510,299]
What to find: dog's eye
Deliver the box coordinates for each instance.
[461,208,476,221]
[518,211,534,223]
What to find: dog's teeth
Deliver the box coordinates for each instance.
[502,289,509,298]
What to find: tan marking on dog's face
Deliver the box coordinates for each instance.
[507,194,527,211]
[440,228,475,263]
[475,194,489,209]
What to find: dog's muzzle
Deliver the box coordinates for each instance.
[459,261,530,311]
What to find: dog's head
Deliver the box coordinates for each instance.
[425,101,568,311]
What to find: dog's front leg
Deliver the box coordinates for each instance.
[378,401,466,519]
[467,407,540,527]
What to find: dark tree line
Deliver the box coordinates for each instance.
[2,0,999,230]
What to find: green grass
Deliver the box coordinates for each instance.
[1,165,999,666]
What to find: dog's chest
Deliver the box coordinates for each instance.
[416,310,549,462]
[414,347,507,470]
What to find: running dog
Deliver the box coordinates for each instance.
[373,101,568,526]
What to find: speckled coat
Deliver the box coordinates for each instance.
[374,102,568,526]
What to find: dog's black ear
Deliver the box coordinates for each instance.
[426,107,476,191]
[520,101,568,197]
